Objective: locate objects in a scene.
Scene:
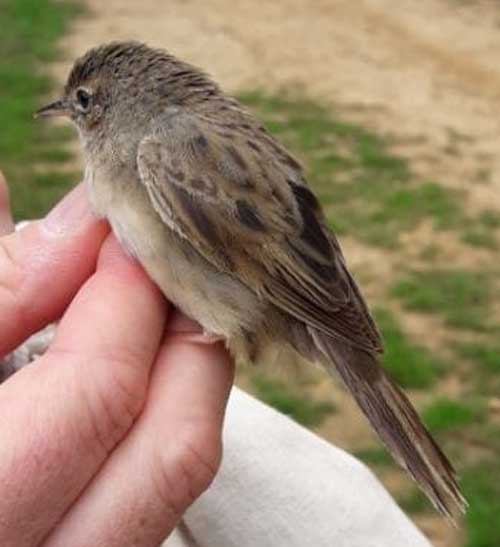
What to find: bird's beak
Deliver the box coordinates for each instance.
[34,98,71,119]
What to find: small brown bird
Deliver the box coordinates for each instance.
[36,41,466,520]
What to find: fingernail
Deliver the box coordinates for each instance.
[42,184,94,236]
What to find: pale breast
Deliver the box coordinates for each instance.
[85,167,264,339]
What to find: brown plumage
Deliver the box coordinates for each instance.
[36,41,466,521]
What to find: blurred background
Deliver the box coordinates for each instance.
[2,0,500,545]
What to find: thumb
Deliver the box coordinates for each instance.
[0,183,109,357]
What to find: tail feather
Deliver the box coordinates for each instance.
[311,328,467,522]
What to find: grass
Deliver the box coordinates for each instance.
[390,269,494,332]
[397,488,432,515]
[456,342,500,397]
[462,209,500,249]
[461,228,498,250]
[0,0,82,220]
[354,446,393,467]
[462,462,500,547]
[477,209,500,229]
[372,181,464,230]
[422,398,484,433]
[250,374,336,427]
[375,308,444,388]
[456,343,500,374]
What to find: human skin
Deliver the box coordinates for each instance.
[0,170,234,547]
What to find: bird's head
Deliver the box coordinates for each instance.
[35,41,219,151]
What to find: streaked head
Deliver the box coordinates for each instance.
[35,41,219,137]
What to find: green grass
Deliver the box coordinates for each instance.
[477,209,500,229]
[456,342,500,396]
[456,343,500,374]
[461,209,500,250]
[390,269,494,332]
[461,229,498,250]
[250,374,336,427]
[462,462,500,547]
[372,181,463,230]
[397,488,432,515]
[375,308,444,388]
[422,397,484,433]
[354,446,393,467]
[0,0,82,220]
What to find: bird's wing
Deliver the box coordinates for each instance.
[137,107,382,352]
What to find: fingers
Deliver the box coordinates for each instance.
[43,312,234,547]
[0,183,109,357]
[0,170,14,235]
[0,236,167,547]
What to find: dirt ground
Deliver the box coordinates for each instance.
[51,1,500,545]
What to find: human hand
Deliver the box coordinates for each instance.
[0,171,234,547]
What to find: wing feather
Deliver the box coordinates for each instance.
[137,107,382,352]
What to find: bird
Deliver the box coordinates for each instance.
[36,41,466,521]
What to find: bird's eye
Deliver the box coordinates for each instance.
[76,88,91,111]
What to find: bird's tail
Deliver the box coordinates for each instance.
[310,328,467,522]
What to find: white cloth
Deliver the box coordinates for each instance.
[163,387,431,547]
